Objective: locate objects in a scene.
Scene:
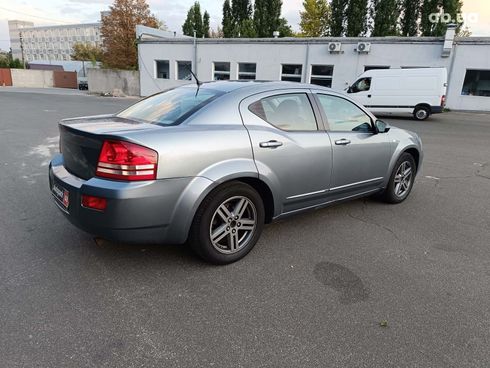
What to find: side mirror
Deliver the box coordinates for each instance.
[375,120,390,133]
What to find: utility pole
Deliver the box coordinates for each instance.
[19,31,26,68]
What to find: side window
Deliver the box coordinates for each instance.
[317,94,373,132]
[350,77,371,93]
[249,93,317,131]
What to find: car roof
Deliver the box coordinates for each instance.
[180,80,341,96]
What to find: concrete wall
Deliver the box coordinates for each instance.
[88,69,140,96]
[10,69,54,88]
[138,37,490,111]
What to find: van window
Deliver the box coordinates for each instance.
[317,94,372,132]
[350,77,371,93]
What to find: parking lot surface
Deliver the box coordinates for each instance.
[1,90,489,367]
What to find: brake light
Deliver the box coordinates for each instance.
[81,195,107,211]
[441,95,446,107]
[96,140,158,181]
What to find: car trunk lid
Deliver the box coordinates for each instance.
[59,115,159,180]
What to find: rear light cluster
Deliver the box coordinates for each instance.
[441,95,446,107]
[95,140,158,181]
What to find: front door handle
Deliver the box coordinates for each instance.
[335,138,351,145]
[367,94,372,98]
[259,140,283,148]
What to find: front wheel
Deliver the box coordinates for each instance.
[188,181,265,264]
[380,153,416,204]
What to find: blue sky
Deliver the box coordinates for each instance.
[0,0,488,52]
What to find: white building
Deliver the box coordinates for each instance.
[8,20,102,63]
[137,27,490,111]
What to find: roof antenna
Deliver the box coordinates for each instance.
[187,66,201,97]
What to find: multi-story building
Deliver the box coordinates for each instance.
[8,20,102,63]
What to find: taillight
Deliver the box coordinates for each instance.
[95,140,158,181]
[441,95,446,107]
[81,195,107,211]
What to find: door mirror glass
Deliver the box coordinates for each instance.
[375,120,390,133]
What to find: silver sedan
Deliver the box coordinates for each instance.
[49,81,423,264]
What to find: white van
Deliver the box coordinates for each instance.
[346,68,447,120]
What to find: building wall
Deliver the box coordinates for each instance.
[10,69,54,88]
[8,20,101,64]
[8,20,34,60]
[138,37,490,111]
[88,69,140,96]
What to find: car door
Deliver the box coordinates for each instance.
[313,92,392,197]
[239,90,332,214]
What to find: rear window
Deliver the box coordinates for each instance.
[117,87,223,125]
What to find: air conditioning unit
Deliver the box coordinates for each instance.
[328,42,342,53]
[357,42,371,53]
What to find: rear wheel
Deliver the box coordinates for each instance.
[380,153,416,204]
[188,181,265,264]
[413,105,430,120]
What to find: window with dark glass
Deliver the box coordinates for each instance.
[155,60,169,79]
[310,65,333,87]
[281,64,302,82]
[461,69,490,97]
[177,61,192,80]
[213,62,230,80]
[248,93,317,131]
[364,65,390,71]
[238,63,256,80]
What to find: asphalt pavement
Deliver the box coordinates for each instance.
[1,89,489,367]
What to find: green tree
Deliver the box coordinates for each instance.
[371,0,400,36]
[329,0,348,36]
[203,11,210,38]
[222,0,234,37]
[277,17,294,37]
[254,0,282,37]
[345,0,368,36]
[299,0,331,37]
[420,0,462,36]
[182,2,210,38]
[101,0,159,70]
[238,18,257,37]
[70,42,103,64]
[400,0,421,36]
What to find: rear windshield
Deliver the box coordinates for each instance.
[117,86,223,125]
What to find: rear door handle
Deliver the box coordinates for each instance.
[335,138,351,145]
[259,140,283,148]
[367,94,372,98]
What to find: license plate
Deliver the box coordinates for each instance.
[52,183,69,210]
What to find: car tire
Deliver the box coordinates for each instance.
[413,105,430,120]
[188,181,265,264]
[380,153,416,204]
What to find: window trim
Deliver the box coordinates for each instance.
[310,64,334,87]
[213,61,231,80]
[155,59,170,79]
[312,92,375,133]
[238,62,257,80]
[247,91,321,132]
[281,64,303,82]
[176,60,192,80]
[461,68,490,97]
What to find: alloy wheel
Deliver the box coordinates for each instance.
[209,196,257,254]
[394,161,413,197]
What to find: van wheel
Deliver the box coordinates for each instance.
[413,106,430,120]
[188,181,265,264]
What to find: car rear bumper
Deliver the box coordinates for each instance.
[48,153,200,244]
